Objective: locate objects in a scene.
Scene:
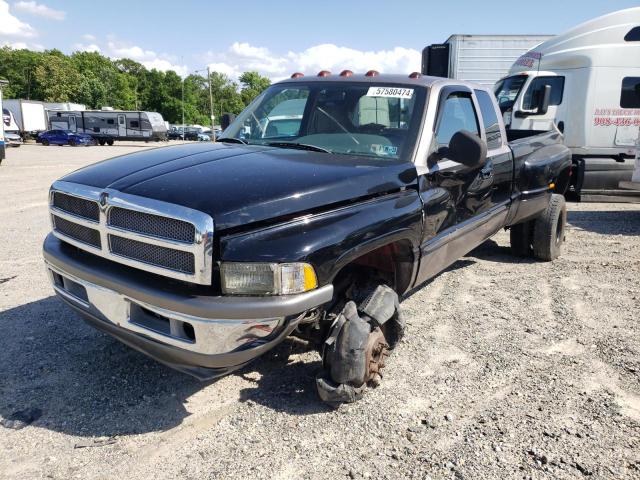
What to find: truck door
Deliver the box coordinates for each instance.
[117,114,127,137]
[511,75,565,131]
[416,86,508,284]
[68,115,77,132]
[426,87,498,222]
[473,89,513,209]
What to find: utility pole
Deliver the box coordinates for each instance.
[207,65,215,141]
[181,57,185,140]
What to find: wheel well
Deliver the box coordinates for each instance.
[331,240,415,297]
[554,165,571,195]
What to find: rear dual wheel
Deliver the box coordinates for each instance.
[510,194,567,261]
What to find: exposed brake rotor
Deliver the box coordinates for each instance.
[364,327,389,387]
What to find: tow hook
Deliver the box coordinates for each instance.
[316,285,399,407]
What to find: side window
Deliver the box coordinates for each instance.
[130,120,140,128]
[107,119,114,125]
[624,26,640,42]
[474,90,503,150]
[620,77,640,108]
[522,76,565,110]
[260,90,308,138]
[435,93,479,146]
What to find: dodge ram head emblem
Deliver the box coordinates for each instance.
[99,192,109,207]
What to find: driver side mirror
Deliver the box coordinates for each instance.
[514,84,551,118]
[537,84,551,115]
[448,130,487,168]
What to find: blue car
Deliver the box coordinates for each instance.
[38,130,95,146]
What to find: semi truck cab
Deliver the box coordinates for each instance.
[495,7,640,200]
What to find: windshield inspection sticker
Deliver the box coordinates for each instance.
[366,86,414,99]
[371,144,398,156]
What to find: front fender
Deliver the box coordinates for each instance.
[219,190,423,286]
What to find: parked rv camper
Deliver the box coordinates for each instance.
[3,107,19,134]
[494,7,640,200]
[422,35,552,86]
[3,99,48,138]
[47,110,168,144]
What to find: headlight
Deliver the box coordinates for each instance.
[220,262,318,295]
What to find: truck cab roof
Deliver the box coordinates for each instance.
[276,73,497,99]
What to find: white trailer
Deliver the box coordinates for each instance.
[44,102,87,112]
[0,80,6,163]
[494,7,640,200]
[3,99,48,138]
[422,34,553,86]
[48,109,168,144]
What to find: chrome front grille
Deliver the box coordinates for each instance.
[49,181,214,285]
[52,192,100,221]
[108,207,196,243]
[109,235,195,274]
[52,215,102,248]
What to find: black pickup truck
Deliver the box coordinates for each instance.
[43,72,571,405]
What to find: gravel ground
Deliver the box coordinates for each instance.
[1,144,639,480]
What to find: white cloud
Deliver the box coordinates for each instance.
[72,42,100,53]
[82,33,95,41]
[105,39,187,76]
[141,58,187,77]
[0,38,42,50]
[14,1,65,20]
[0,0,36,37]
[203,42,421,82]
[107,41,155,61]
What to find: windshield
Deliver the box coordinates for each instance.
[494,75,527,111]
[221,82,426,161]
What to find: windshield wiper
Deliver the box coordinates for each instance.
[266,141,331,153]
[217,137,248,144]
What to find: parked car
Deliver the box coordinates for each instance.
[43,72,571,406]
[5,132,22,147]
[183,128,200,141]
[38,130,95,146]
[198,132,211,141]
[167,126,183,140]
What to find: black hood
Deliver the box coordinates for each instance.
[61,143,418,231]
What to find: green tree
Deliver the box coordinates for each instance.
[34,52,81,102]
[0,45,272,125]
[239,71,271,106]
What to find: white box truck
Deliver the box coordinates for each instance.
[422,34,553,87]
[494,7,640,201]
[3,99,48,139]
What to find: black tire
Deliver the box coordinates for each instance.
[510,221,533,257]
[98,139,105,146]
[42,139,49,146]
[68,139,77,147]
[107,139,114,146]
[532,194,567,261]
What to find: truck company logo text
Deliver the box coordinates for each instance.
[593,108,640,127]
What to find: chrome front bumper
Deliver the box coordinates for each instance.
[43,234,334,378]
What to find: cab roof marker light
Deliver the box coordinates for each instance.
[365,70,379,77]
[291,72,304,79]
[409,72,421,79]
[340,70,353,77]
[317,70,331,77]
